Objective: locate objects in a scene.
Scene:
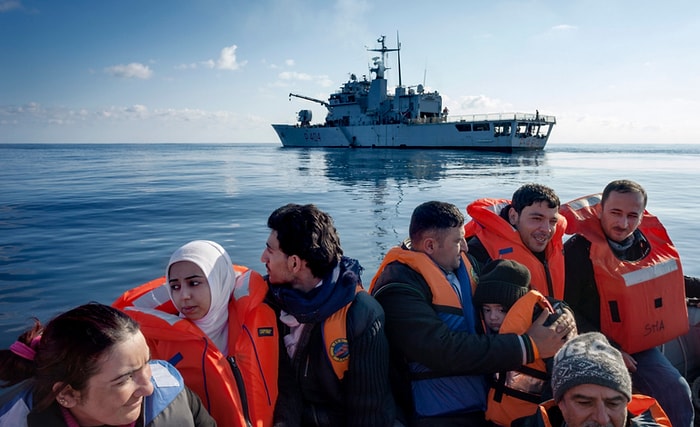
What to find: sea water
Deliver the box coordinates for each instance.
[1,143,699,348]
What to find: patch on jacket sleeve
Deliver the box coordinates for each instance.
[258,327,275,337]
[329,338,349,362]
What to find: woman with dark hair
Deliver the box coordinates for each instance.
[0,302,216,426]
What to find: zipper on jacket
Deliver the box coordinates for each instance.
[227,356,253,427]
[303,355,311,377]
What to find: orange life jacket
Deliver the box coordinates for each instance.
[485,290,553,426]
[113,265,278,427]
[517,394,671,427]
[370,248,487,416]
[465,198,566,299]
[369,247,476,308]
[321,285,365,380]
[560,195,688,354]
[626,394,672,426]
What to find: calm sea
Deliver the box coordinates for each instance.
[1,143,699,348]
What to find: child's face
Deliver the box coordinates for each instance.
[481,303,507,333]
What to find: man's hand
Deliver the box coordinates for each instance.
[621,350,638,372]
[526,310,575,358]
[560,307,578,340]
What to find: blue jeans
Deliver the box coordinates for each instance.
[630,347,694,427]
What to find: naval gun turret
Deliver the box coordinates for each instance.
[296,109,312,127]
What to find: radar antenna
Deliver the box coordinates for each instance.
[367,35,400,82]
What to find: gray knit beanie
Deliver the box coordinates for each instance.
[551,332,632,402]
[473,259,530,310]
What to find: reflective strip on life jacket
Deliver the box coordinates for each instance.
[560,194,688,353]
[622,258,678,287]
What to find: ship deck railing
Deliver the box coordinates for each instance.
[409,112,556,125]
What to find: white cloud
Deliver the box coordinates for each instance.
[175,63,198,70]
[174,44,247,72]
[455,95,512,113]
[318,76,333,87]
[217,44,247,70]
[0,0,21,12]
[552,24,577,31]
[104,63,153,79]
[275,70,332,88]
[279,71,313,81]
[0,102,270,142]
[285,59,295,66]
[125,104,148,116]
[176,57,235,70]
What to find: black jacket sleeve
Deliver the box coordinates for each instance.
[563,234,601,334]
[271,318,303,427]
[685,275,700,299]
[373,262,528,376]
[344,292,396,427]
[467,236,492,269]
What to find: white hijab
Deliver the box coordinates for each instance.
[166,240,237,354]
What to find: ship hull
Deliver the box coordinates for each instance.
[272,121,548,152]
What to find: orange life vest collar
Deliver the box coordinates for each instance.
[560,195,688,353]
[465,198,566,299]
[526,395,671,427]
[321,285,364,380]
[369,246,476,308]
[485,290,552,426]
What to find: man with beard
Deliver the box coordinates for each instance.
[261,203,396,427]
[371,201,574,427]
[561,180,699,427]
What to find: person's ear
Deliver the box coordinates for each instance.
[508,207,518,226]
[53,383,80,408]
[423,237,436,255]
[287,254,301,273]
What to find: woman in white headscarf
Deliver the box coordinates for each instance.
[166,240,237,354]
[115,239,279,427]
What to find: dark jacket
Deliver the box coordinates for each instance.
[371,258,537,427]
[269,260,395,427]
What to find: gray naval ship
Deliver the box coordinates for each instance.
[272,35,556,151]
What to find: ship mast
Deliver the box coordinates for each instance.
[396,32,402,88]
[368,35,400,83]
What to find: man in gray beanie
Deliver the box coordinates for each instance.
[551,331,632,404]
[512,332,671,427]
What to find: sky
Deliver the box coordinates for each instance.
[1,0,699,145]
